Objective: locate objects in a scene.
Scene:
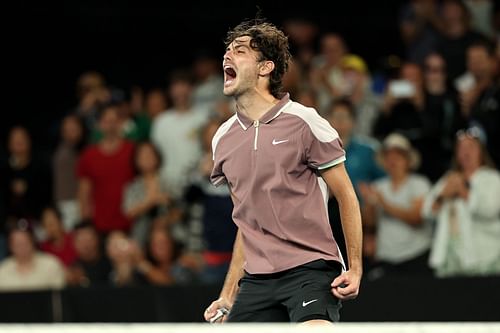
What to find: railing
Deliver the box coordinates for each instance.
[0,276,499,323]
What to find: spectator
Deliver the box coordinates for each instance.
[282,17,319,75]
[435,0,486,81]
[459,39,500,167]
[195,114,237,284]
[132,226,196,286]
[340,54,381,137]
[123,141,171,247]
[145,88,168,121]
[0,222,65,291]
[398,0,440,65]
[419,52,466,181]
[77,104,135,234]
[191,52,225,110]
[73,71,112,130]
[310,33,349,112]
[106,231,142,286]
[326,98,385,198]
[326,98,385,269]
[422,125,500,277]
[90,93,150,143]
[0,126,51,223]
[374,62,425,142]
[140,88,169,139]
[151,70,211,199]
[67,220,111,287]
[52,114,88,230]
[360,133,432,276]
[39,206,77,267]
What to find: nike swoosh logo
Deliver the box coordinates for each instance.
[302,299,318,307]
[272,139,289,145]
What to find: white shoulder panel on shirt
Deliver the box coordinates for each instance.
[283,102,340,143]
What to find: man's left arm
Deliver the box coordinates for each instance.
[321,163,362,300]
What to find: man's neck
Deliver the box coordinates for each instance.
[235,88,279,121]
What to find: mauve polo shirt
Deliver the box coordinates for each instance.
[211,93,346,274]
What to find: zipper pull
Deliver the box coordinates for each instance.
[253,120,260,128]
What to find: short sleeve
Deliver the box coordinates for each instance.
[302,112,346,170]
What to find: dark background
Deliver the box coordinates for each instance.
[8,0,406,152]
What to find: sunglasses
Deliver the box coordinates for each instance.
[456,127,486,144]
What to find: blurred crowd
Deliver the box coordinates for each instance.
[0,0,499,292]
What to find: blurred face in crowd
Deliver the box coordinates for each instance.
[145,89,167,118]
[106,231,132,264]
[320,34,346,66]
[77,71,106,99]
[9,229,35,262]
[98,106,122,138]
[8,126,31,157]
[441,1,468,37]
[74,226,100,262]
[455,136,482,172]
[149,229,173,265]
[61,115,84,145]
[223,36,263,97]
[424,53,447,89]
[382,149,411,177]
[135,142,161,174]
[401,63,423,88]
[328,104,354,140]
[467,46,495,81]
[41,207,64,240]
[193,57,219,81]
[168,79,192,109]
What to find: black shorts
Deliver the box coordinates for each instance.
[227,259,343,323]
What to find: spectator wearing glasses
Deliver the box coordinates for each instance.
[419,52,465,181]
[422,125,500,277]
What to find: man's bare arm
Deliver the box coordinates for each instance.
[321,163,362,300]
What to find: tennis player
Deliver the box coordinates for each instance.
[204,18,362,325]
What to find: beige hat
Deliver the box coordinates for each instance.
[376,133,421,170]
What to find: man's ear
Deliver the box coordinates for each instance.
[258,60,275,77]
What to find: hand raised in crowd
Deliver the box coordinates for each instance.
[145,180,170,206]
[441,172,466,199]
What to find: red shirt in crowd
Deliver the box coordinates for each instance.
[40,233,77,267]
[77,141,135,233]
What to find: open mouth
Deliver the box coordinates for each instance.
[224,65,237,86]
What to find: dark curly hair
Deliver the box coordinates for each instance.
[225,19,291,98]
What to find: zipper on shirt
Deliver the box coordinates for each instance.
[253,120,260,151]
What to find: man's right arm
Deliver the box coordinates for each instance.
[204,229,244,322]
